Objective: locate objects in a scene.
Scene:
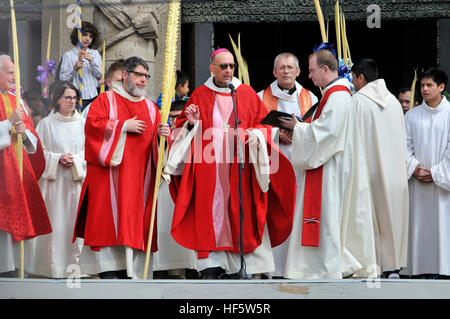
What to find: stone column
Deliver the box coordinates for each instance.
[13,21,41,92]
[193,23,213,88]
[0,0,41,92]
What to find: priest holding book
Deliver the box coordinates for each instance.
[257,52,318,278]
[279,49,377,279]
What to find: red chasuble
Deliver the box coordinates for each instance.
[169,83,296,258]
[73,90,160,252]
[0,93,52,241]
[301,85,351,247]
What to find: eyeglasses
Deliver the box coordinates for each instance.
[211,63,237,70]
[129,71,151,80]
[62,96,78,101]
[277,65,297,71]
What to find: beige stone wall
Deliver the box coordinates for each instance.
[41,0,181,102]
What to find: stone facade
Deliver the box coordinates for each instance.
[0,0,41,21]
[181,0,450,23]
[92,1,169,101]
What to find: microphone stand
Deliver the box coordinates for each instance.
[230,86,247,280]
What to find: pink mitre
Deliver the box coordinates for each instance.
[211,48,230,60]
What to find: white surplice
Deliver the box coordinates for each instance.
[152,181,197,272]
[257,80,318,277]
[288,78,377,279]
[24,111,86,278]
[353,79,409,273]
[404,96,450,276]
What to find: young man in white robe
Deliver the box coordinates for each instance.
[351,58,409,279]
[279,49,377,279]
[257,53,318,278]
[404,68,450,279]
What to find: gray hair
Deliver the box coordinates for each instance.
[0,54,12,70]
[273,53,299,70]
[123,56,149,72]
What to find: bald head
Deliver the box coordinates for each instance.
[0,55,12,69]
[0,55,15,91]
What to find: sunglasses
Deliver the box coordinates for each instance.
[211,63,237,70]
[129,70,151,80]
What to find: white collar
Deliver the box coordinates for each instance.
[112,81,146,102]
[270,80,303,101]
[322,77,350,94]
[50,110,81,122]
[204,76,242,94]
[422,96,449,113]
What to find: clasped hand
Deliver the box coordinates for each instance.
[413,165,433,183]
[8,108,23,126]
[8,108,27,137]
[125,116,170,137]
[79,50,93,61]
[73,50,92,71]
[278,113,298,144]
[60,153,73,168]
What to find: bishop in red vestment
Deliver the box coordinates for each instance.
[164,49,296,278]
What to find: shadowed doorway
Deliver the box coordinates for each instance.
[182,20,438,98]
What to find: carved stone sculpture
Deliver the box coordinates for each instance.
[92,0,159,54]
[92,0,165,99]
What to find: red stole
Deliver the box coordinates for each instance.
[301,85,351,247]
[262,86,313,117]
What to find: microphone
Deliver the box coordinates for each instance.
[227,81,236,91]
[227,80,246,279]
